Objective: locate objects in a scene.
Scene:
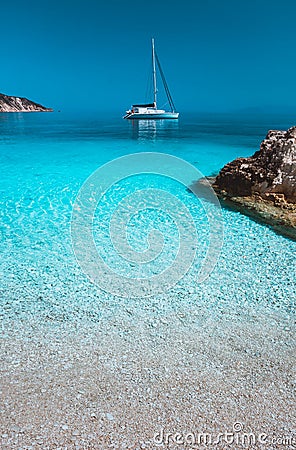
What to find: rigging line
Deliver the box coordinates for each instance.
[155,52,176,112]
[160,100,170,110]
[163,74,175,112]
[160,68,174,111]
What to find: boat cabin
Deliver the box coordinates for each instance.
[131,103,156,113]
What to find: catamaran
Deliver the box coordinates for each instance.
[123,39,179,120]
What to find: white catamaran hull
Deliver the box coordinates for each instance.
[124,112,179,120]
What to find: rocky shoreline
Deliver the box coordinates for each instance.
[213,180,296,240]
[195,126,296,240]
[0,93,53,112]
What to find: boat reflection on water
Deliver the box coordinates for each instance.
[131,119,179,140]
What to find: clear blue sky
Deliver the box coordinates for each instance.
[1,0,296,113]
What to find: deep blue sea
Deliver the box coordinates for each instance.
[0,111,295,322]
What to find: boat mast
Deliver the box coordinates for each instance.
[152,38,157,107]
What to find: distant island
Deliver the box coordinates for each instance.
[0,93,53,112]
[194,126,296,240]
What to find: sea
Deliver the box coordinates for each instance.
[0,111,295,448]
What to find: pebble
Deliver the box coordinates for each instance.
[72,430,81,436]
[106,413,114,421]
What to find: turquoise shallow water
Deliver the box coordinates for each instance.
[1,111,295,449]
[0,112,295,322]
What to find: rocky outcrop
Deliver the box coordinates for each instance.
[0,93,53,112]
[196,127,296,239]
[215,127,296,203]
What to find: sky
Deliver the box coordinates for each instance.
[1,0,296,113]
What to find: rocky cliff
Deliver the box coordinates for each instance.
[215,126,296,203]
[0,93,53,112]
